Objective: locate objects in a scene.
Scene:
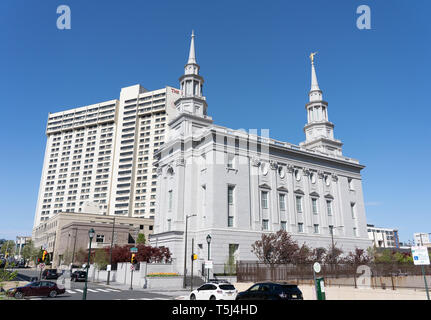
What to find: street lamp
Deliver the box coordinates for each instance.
[183,214,197,288]
[107,216,116,285]
[206,234,212,282]
[82,228,95,300]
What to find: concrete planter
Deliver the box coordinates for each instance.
[143,276,183,290]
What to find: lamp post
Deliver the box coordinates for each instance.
[107,216,116,285]
[329,226,335,251]
[183,214,196,288]
[206,234,212,282]
[82,228,95,300]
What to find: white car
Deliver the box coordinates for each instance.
[190,282,238,300]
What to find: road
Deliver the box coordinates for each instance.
[11,268,188,300]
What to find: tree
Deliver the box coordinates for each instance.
[345,248,371,266]
[310,247,327,264]
[94,249,109,270]
[0,241,15,256]
[136,233,146,245]
[21,241,38,266]
[324,245,344,265]
[251,230,302,264]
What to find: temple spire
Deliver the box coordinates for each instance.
[187,30,197,65]
[309,52,320,92]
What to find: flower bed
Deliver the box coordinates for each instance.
[146,272,179,277]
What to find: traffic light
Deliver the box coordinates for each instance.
[37,258,41,264]
[191,254,198,261]
[42,250,47,262]
[131,253,137,265]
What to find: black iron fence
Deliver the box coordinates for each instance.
[236,261,431,290]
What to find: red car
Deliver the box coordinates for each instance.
[7,281,65,299]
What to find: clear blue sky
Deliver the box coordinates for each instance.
[0,0,430,243]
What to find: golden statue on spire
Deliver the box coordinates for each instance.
[309,52,318,64]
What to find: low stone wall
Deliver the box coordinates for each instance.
[144,276,183,289]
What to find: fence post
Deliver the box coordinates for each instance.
[391,274,395,290]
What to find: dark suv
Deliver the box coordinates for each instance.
[71,270,87,282]
[42,269,59,280]
[236,282,303,300]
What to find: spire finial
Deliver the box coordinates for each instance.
[187,30,197,64]
[309,52,318,65]
[310,52,320,91]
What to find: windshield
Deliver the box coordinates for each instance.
[219,284,235,290]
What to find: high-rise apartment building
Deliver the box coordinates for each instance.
[33,84,181,230]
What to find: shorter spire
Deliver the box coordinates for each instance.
[310,52,320,91]
[187,30,197,65]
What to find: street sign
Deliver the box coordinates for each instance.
[107,265,111,272]
[313,262,321,273]
[130,264,135,271]
[130,247,138,253]
[38,263,45,269]
[204,260,213,269]
[412,246,430,265]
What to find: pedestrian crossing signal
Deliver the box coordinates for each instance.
[191,254,198,260]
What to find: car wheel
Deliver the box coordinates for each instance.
[190,294,196,300]
[14,292,23,299]
[49,290,57,298]
[209,295,216,300]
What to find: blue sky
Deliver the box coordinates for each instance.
[0,0,430,243]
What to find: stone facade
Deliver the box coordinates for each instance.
[149,33,372,275]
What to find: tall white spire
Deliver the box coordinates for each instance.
[175,31,209,119]
[310,56,320,91]
[300,52,343,156]
[187,30,197,65]
[309,52,322,102]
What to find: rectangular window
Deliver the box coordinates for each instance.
[228,186,234,205]
[326,200,332,216]
[353,227,358,237]
[348,178,354,190]
[351,203,356,219]
[202,185,206,207]
[296,196,302,213]
[262,219,269,230]
[168,190,173,211]
[281,221,287,231]
[314,224,319,234]
[167,219,171,231]
[312,198,318,215]
[261,191,269,209]
[298,223,304,233]
[228,216,234,227]
[227,154,235,169]
[279,194,286,211]
[96,234,104,243]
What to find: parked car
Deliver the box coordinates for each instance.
[42,269,59,280]
[235,282,303,300]
[71,270,87,282]
[190,282,237,300]
[6,281,65,299]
